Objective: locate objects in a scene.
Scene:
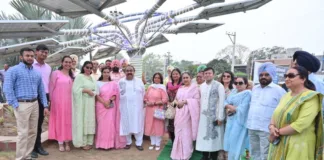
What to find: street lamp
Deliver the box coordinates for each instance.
[226,32,236,72]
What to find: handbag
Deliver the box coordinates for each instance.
[165,101,176,119]
[154,108,165,120]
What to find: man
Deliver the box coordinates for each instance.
[196,67,226,160]
[118,65,145,151]
[31,44,51,158]
[105,59,112,69]
[247,62,286,160]
[3,48,49,160]
[70,54,80,75]
[0,64,9,84]
[91,60,101,80]
[110,59,124,81]
[192,64,207,86]
[292,51,324,111]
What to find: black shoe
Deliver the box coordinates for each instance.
[31,151,38,158]
[124,145,131,150]
[136,146,144,151]
[36,147,49,156]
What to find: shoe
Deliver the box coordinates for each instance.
[136,146,144,151]
[36,147,49,156]
[31,151,38,158]
[124,145,131,150]
[148,146,154,150]
[155,146,160,151]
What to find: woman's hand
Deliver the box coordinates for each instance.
[103,101,110,109]
[226,105,236,115]
[110,96,116,101]
[83,89,95,96]
[269,125,280,137]
[268,134,277,143]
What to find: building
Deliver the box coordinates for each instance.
[270,47,302,59]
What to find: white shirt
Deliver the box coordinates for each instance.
[247,82,286,132]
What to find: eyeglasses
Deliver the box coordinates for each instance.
[234,81,245,86]
[223,75,231,78]
[85,66,93,70]
[284,73,299,79]
[259,73,270,77]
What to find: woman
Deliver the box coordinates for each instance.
[268,66,323,160]
[144,73,168,151]
[72,61,97,150]
[171,72,200,160]
[166,68,182,143]
[48,56,74,152]
[223,77,251,160]
[220,71,235,97]
[95,67,126,149]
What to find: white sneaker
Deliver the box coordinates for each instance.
[155,146,160,151]
[149,146,154,150]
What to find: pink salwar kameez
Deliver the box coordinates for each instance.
[95,81,126,149]
[171,84,200,160]
[144,86,168,146]
[48,70,73,142]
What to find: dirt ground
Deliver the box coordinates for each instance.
[0,135,169,160]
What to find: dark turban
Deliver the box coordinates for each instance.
[293,51,320,72]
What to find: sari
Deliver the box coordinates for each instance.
[95,81,126,149]
[166,82,182,133]
[268,90,323,160]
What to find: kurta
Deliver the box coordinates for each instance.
[72,74,97,147]
[268,90,323,160]
[111,72,124,82]
[95,81,126,149]
[196,80,225,152]
[223,89,251,160]
[144,86,168,136]
[48,70,73,142]
[171,84,200,160]
[119,77,145,135]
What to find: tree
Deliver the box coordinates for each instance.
[215,44,250,65]
[142,53,164,83]
[206,59,231,76]
[171,60,199,76]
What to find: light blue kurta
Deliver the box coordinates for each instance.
[224,89,251,160]
[308,73,324,112]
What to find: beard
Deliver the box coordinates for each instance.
[23,59,33,66]
[259,78,272,86]
[112,67,119,73]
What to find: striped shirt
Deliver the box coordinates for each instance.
[3,62,48,108]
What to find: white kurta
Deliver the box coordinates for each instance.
[196,81,225,152]
[119,77,145,136]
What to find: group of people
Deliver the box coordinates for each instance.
[1,43,324,160]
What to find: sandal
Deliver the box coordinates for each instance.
[155,146,161,151]
[148,146,154,150]
[65,143,71,152]
[59,144,65,152]
[82,146,91,150]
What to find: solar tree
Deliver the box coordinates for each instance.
[0,0,272,78]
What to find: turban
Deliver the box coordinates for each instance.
[120,58,128,66]
[167,65,174,71]
[111,59,120,68]
[258,62,277,79]
[293,51,320,72]
[197,65,207,73]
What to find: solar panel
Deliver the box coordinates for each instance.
[146,34,169,48]
[0,38,60,58]
[193,0,225,6]
[24,0,127,18]
[173,23,223,34]
[198,0,271,19]
[45,47,86,65]
[0,20,69,38]
[92,46,121,60]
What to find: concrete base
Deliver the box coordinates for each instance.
[0,131,48,151]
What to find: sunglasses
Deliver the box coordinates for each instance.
[223,75,231,78]
[284,73,299,79]
[259,73,270,77]
[85,66,93,70]
[234,81,245,86]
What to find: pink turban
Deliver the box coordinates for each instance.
[111,59,120,68]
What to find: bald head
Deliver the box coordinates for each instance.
[92,60,99,71]
[3,64,9,71]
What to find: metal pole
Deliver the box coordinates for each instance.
[232,32,236,72]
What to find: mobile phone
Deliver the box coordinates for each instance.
[272,137,280,145]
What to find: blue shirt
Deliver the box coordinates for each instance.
[309,73,324,109]
[3,62,48,108]
[247,82,286,132]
